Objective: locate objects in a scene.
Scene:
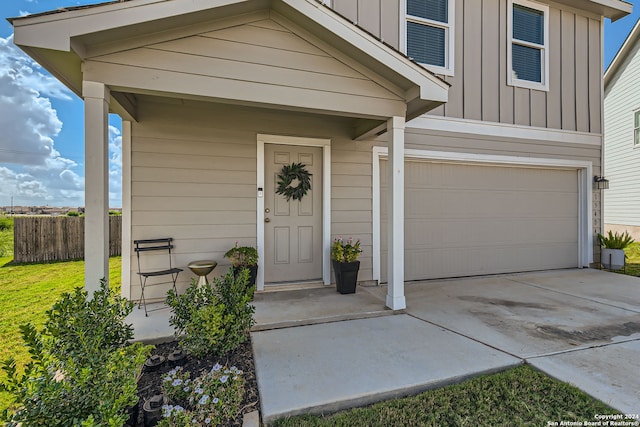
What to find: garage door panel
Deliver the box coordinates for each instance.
[383,242,579,281]
[392,218,577,250]
[388,189,578,220]
[380,160,579,281]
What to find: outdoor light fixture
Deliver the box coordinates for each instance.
[593,176,609,190]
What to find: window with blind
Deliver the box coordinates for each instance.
[404,0,455,76]
[508,0,549,91]
[635,111,640,146]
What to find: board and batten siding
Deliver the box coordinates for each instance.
[331,0,603,134]
[128,99,375,301]
[604,39,640,229]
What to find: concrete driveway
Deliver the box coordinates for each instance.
[252,269,640,422]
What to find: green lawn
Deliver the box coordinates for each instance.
[0,254,122,414]
[274,365,618,427]
[622,242,640,276]
[0,219,13,259]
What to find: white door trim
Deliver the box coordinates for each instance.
[372,147,593,282]
[257,134,331,291]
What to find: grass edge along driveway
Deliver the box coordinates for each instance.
[273,364,619,427]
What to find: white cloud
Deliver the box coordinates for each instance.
[0,34,90,207]
[0,34,71,166]
[109,125,122,207]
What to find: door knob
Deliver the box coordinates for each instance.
[265,218,271,223]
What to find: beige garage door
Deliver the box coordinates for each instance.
[380,160,579,281]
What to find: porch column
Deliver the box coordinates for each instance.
[121,120,132,299]
[386,116,406,310]
[83,81,110,296]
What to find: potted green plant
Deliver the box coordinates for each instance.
[331,237,362,294]
[597,230,634,270]
[224,243,259,288]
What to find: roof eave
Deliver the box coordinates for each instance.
[604,18,640,89]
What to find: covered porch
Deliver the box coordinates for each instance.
[12,0,448,312]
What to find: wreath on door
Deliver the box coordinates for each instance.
[276,162,312,201]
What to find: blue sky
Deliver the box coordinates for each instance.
[0,0,639,208]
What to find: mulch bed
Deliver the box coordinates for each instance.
[131,338,259,426]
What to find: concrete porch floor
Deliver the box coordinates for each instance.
[252,284,394,331]
[127,283,391,342]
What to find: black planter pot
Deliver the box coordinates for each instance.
[232,265,258,289]
[332,260,360,294]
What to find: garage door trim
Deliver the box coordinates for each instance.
[372,147,593,282]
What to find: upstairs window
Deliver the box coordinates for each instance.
[508,0,549,91]
[404,0,455,76]
[635,110,640,146]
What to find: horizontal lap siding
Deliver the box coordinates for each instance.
[87,18,403,120]
[130,100,374,300]
[604,41,640,227]
[332,143,374,280]
[130,103,256,301]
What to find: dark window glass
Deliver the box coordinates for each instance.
[512,44,541,83]
[513,4,544,44]
[407,21,446,67]
[407,0,448,23]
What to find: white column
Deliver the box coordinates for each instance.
[83,81,110,296]
[121,121,132,299]
[386,116,406,310]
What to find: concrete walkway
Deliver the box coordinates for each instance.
[252,269,640,423]
[252,314,520,423]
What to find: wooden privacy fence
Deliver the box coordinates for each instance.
[13,216,122,263]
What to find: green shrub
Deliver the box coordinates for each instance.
[45,279,134,365]
[1,280,151,427]
[66,211,80,217]
[331,237,362,262]
[597,230,635,250]
[166,269,255,357]
[224,243,258,267]
[0,217,12,231]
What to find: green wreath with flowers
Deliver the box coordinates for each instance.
[276,162,312,201]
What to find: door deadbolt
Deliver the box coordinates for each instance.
[265,208,270,213]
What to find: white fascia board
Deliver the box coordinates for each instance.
[409,115,603,146]
[604,18,640,88]
[12,0,248,51]
[591,0,633,20]
[556,0,632,21]
[280,0,449,102]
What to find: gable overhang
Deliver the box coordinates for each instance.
[556,0,632,21]
[10,0,449,137]
[605,18,640,90]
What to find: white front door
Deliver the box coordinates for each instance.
[264,144,323,283]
